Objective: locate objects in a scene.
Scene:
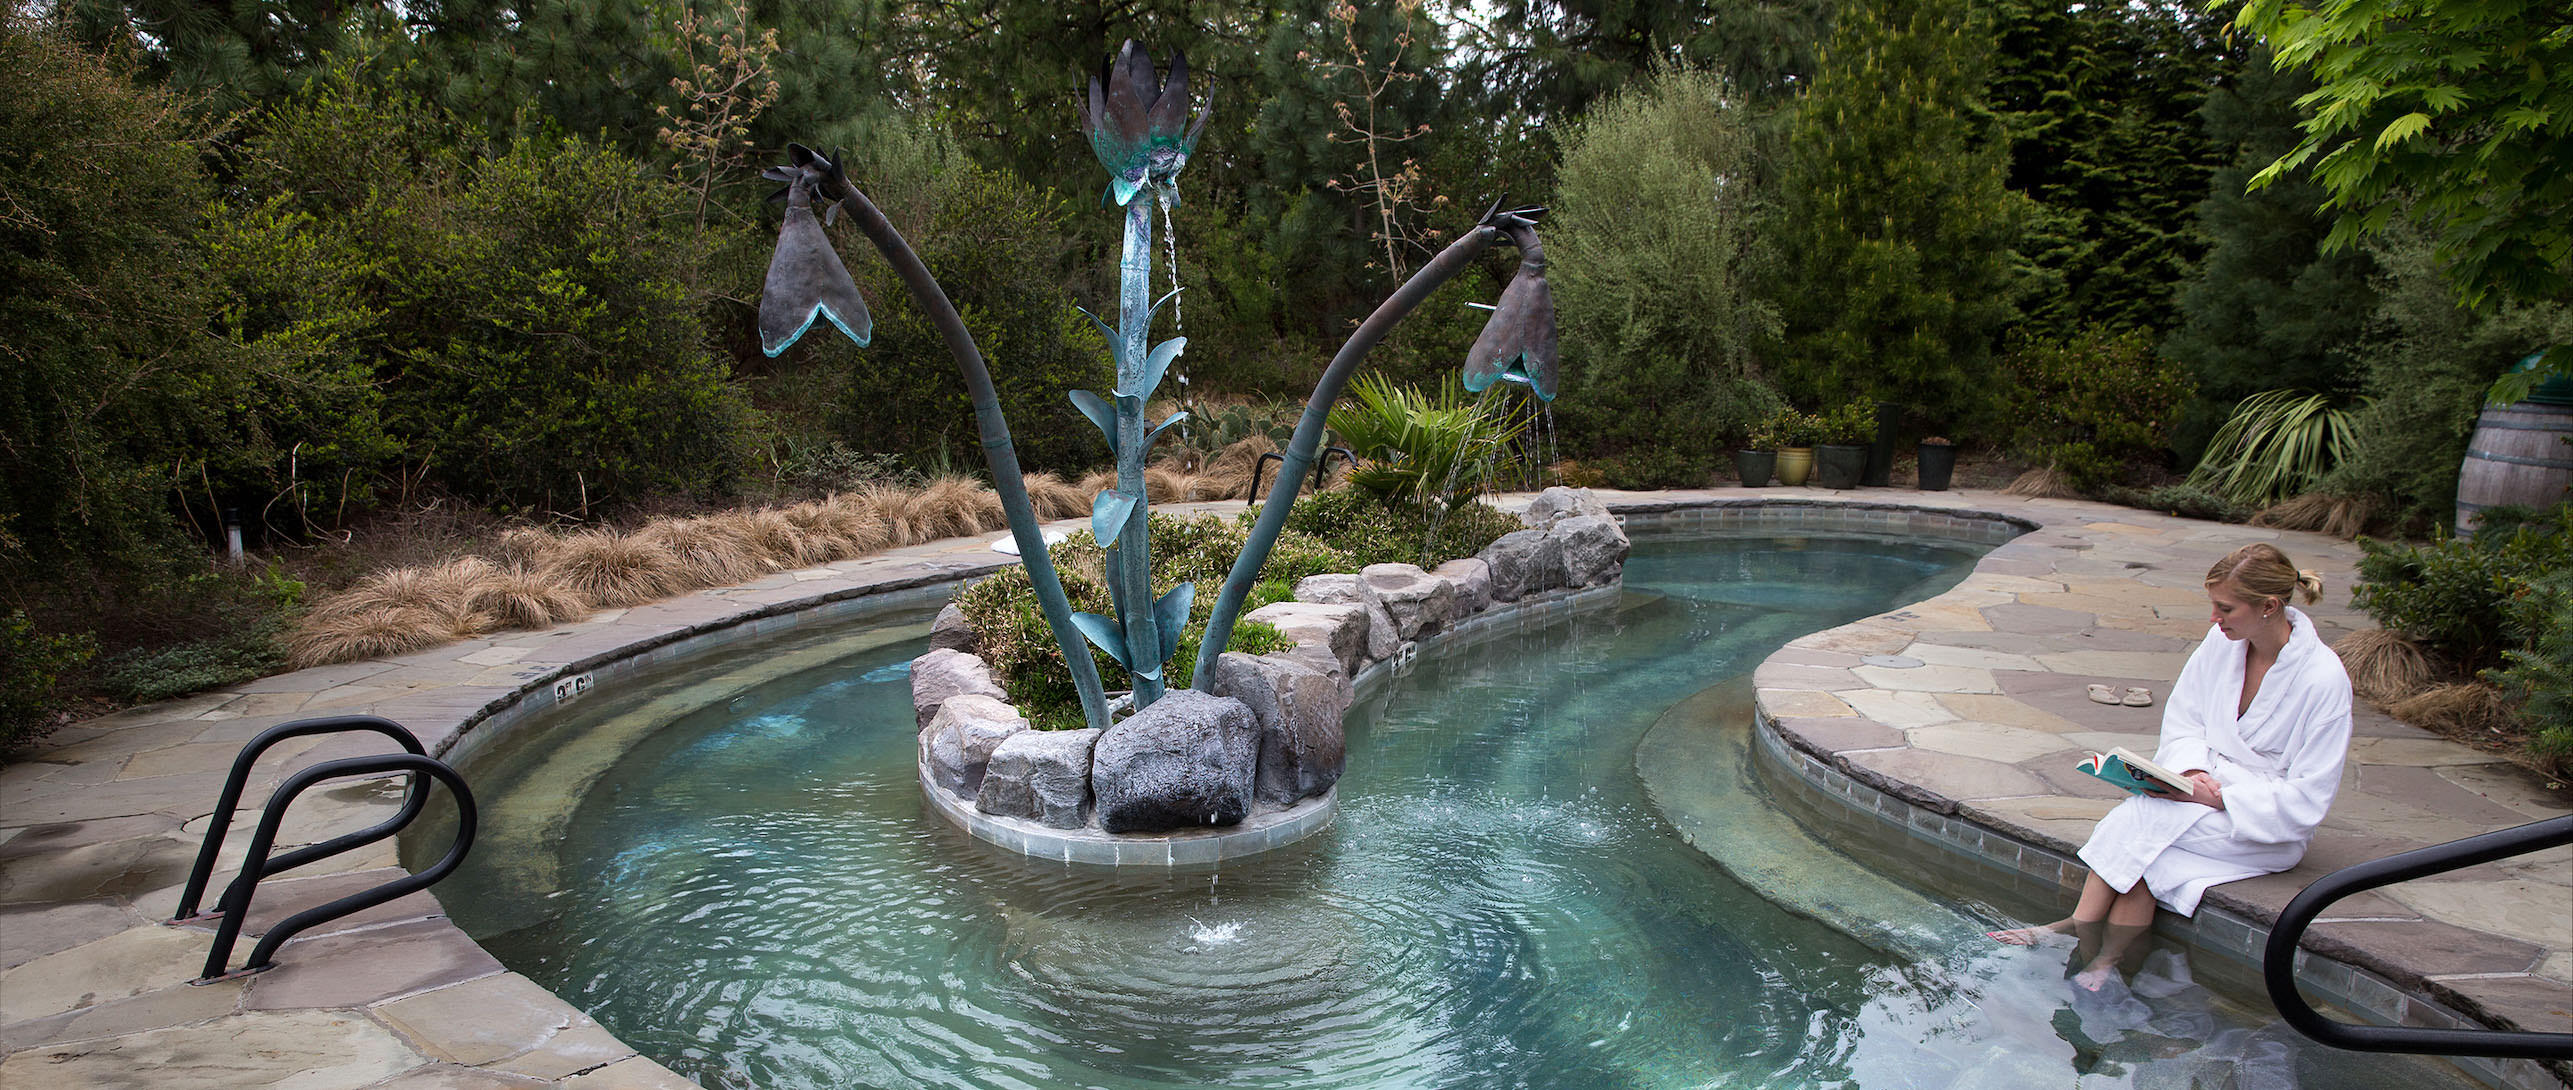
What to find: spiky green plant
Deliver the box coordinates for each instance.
[2186,389,2368,508]
[1327,375,1528,507]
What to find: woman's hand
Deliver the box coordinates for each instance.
[2148,770,2224,809]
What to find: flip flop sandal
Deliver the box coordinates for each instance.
[2122,687,2154,707]
[2087,684,2119,705]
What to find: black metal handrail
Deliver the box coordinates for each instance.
[170,715,428,923]
[2264,813,2573,1060]
[192,752,476,983]
[1249,446,1355,506]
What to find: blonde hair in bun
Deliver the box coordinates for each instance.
[2206,543,2322,608]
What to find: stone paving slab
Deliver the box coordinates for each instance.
[0,488,2563,1090]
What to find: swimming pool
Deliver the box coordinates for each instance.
[424,530,2477,1089]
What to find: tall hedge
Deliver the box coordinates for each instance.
[1549,65,1781,485]
[1769,0,2024,432]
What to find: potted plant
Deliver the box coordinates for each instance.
[1916,435,1957,491]
[1813,400,1873,489]
[1771,408,1817,487]
[1735,418,1782,487]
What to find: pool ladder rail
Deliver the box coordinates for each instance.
[166,715,478,985]
[2264,813,2573,1061]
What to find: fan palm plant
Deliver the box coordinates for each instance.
[2185,389,2369,508]
[1328,375,1528,508]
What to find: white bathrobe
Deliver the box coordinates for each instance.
[2077,607,2353,916]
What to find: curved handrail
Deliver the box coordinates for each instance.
[193,752,477,983]
[169,715,426,923]
[2263,813,2573,1060]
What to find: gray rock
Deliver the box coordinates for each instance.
[1360,563,1457,640]
[1243,601,1370,676]
[976,728,1101,828]
[1554,513,1631,587]
[929,602,977,653]
[1212,653,1349,806]
[1294,573,1362,605]
[1359,595,1400,662]
[912,648,1005,728]
[921,694,1029,797]
[1523,486,1611,529]
[1090,690,1258,833]
[1480,529,1566,602]
[1432,557,1492,615]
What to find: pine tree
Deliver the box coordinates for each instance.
[1768,0,2022,428]
[2161,56,2377,461]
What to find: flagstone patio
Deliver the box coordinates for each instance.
[1,488,2564,1090]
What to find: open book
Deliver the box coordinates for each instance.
[2077,747,2196,796]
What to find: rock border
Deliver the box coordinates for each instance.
[911,488,1634,862]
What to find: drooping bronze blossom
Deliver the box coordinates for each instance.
[755,146,871,356]
[1462,206,1558,401]
[1080,40,1210,207]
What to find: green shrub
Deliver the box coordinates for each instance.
[2319,226,2573,532]
[2353,504,2573,672]
[1813,399,1877,446]
[1999,325,2193,491]
[1549,64,1781,483]
[2096,484,2251,524]
[956,514,1327,728]
[1276,488,1521,571]
[2491,566,2573,770]
[213,63,754,517]
[1,611,97,751]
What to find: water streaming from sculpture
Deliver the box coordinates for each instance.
[758,41,1555,734]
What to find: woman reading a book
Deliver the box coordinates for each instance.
[1990,543,2353,989]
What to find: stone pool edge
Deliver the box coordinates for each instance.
[8,491,2562,1090]
[1627,496,2570,1090]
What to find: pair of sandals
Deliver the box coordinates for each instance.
[2087,684,2153,707]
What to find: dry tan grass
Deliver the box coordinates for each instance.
[2252,493,2375,538]
[2391,683,2521,741]
[1075,469,1118,497]
[1022,472,1091,521]
[1195,435,1276,501]
[2003,466,2081,498]
[288,602,496,668]
[908,475,1005,540]
[1142,465,1187,503]
[468,562,592,630]
[539,528,687,608]
[636,517,771,589]
[2335,628,2441,706]
[725,509,833,569]
[489,526,560,569]
[847,482,923,546]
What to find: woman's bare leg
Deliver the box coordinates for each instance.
[2072,884,2158,989]
[1988,872,2120,945]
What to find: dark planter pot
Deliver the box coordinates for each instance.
[1916,443,1957,491]
[1733,449,1776,487]
[1815,444,1867,489]
[1864,401,1900,487]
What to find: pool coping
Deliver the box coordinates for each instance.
[2,488,2564,1090]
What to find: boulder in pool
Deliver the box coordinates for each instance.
[921,694,1028,797]
[1362,562,1457,641]
[912,648,1005,728]
[978,727,1102,829]
[1554,513,1630,587]
[1243,600,1370,676]
[1480,529,1565,602]
[1091,689,1258,832]
[1211,651,1348,806]
[1522,486,1610,529]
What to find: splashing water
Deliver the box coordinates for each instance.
[1183,917,1245,952]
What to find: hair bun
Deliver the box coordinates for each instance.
[2295,568,2326,603]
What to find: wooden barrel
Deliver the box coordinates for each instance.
[2456,401,2573,535]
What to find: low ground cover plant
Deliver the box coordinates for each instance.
[2350,503,2573,774]
[957,491,1519,729]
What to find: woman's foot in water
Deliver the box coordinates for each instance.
[1986,920,2076,946]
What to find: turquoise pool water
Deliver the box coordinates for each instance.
[430,532,2475,1090]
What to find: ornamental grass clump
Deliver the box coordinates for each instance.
[2353,502,2573,775]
